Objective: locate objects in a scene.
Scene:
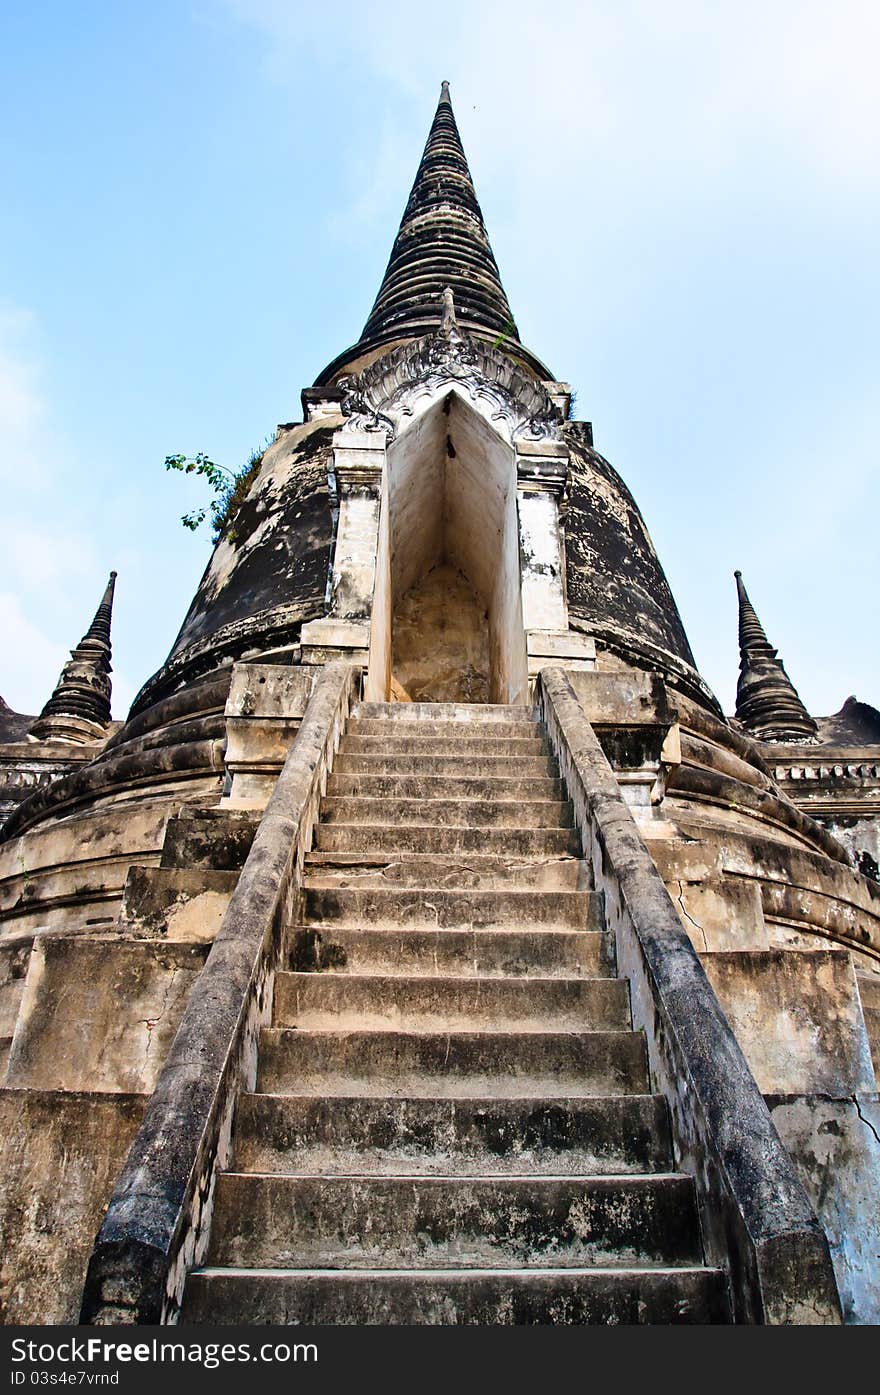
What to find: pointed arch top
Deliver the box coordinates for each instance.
[335,330,565,447]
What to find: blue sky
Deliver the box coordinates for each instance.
[1,0,877,720]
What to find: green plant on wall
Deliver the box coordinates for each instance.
[164,441,271,544]
[491,318,516,351]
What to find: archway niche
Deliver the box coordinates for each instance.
[366,391,528,704]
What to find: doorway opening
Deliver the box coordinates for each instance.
[367,391,528,704]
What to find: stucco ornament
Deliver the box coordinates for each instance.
[336,328,564,445]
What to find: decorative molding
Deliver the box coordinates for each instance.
[516,456,569,497]
[336,330,564,445]
[777,763,880,783]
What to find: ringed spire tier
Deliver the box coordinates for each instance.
[734,570,818,742]
[317,81,553,384]
[29,571,117,743]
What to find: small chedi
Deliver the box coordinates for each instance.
[0,83,877,1327]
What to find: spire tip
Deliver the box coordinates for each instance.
[29,570,116,739]
[733,570,817,740]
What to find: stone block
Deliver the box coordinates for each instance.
[567,670,678,727]
[118,866,237,942]
[702,949,876,1095]
[513,436,569,461]
[300,645,370,668]
[224,663,317,803]
[650,841,723,883]
[160,807,260,871]
[6,937,208,1094]
[225,665,312,768]
[0,1089,146,1323]
[300,386,344,421]
[225,664,314,721]
[541,381,572,417]
[668,877,769,953]
[527,633,596,678]
[767,1093,880,1325]
[300,618,371,672]
[300,619,371,649]
[220,776,279,808]
[0,803,169,929]
[527,631,596,661]
[0,938,31,1040]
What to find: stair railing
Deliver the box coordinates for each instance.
[535,665,841,1325]
[80,662,361,1324]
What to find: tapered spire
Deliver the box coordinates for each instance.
[734,571,817,742]
[30,572,117,742]
[316,82,551,383]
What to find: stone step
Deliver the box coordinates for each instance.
[347,719,540,741]
[273,973,630,1033]
[301,886,599,931]
[183,1265,730,1325]
[313,824,582,857]
[319,797,572,829]
[334,753,558,778]
[352,702,536,724]
[287,926,613,979]
[257,1028,649,1097]
[857,974,880,1009]
[205,1173,703,1270]
[303,850,590,891]
[326,773,566,801]
[341,735,548,757]
[233,1094,672,1176]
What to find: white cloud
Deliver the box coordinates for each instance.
[0,304,70,500]
[222,0,880,196]
[0,593,67,716]
[0,310,128,716]
[0,590,134,721]
[0,307,43,442]
[3,527,98,595]
[326,114,416,243]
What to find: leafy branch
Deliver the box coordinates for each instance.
[164,453,236,534]
[164,443,271,544]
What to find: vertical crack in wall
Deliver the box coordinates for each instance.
[852,1093,880,1147]
[673,879,709,953]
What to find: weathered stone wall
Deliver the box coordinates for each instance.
[0,1091,147,1323]
[133,420,338,715]
[563,428,709,702]
[392,565,490,702]
[0,668,241,1321]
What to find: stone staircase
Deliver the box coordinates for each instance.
[182,702,730,1324]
